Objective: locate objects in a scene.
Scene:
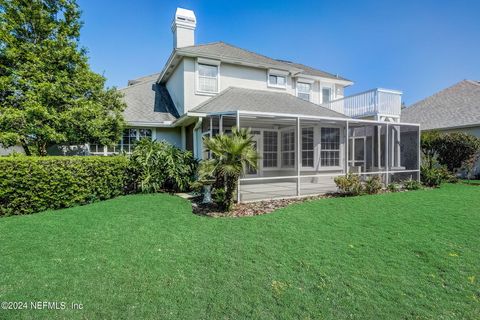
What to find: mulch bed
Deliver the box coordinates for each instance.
[191,194,336,217]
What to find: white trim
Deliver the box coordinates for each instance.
[296,77,315,84]
[126,121,174,127]
[267,69,288,89]
[321,83,334,103]
[236,111,241,203]
[195,59,220,95]
[296,73,353,87]
[296,80,312,102]
[197,57,221,66]
[239,169,420,182]
[377,88,403,95]
[296,117,301,196]
[268,68,289,76]
[234,110,420,126]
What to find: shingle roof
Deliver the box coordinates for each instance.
[120,74,179,124]
[190,87,349,118]
[174,42,350,82]
[276,60,349,81]
[401,80,480,130]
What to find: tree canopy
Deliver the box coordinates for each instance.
[0,0,126,155]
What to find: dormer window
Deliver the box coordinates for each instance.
[267,69,288,89]
[198,63,218,93]
[269,74,285,87]
[297,82,312,101]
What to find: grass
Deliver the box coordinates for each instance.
[0,184,479,319]
[461,179,480,185]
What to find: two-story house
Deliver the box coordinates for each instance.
[91,8,420,202]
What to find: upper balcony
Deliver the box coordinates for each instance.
[323,88,402,122]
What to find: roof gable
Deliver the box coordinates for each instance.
[160,42,351,84]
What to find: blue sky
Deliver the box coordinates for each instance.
[77,0,480,105]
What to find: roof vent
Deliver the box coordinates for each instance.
[171,8,196,49]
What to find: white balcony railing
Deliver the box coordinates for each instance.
[323,88,402,119]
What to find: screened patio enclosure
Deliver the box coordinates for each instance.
[201,111,420,202]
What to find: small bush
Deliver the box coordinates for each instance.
[334,173,363,196]
[421,165,446,188]
[387,183,401,192]
[212,187,227,208]
[364,175,383,194]
[0,156,129,215]
[403,178,422,190]
[129,139,197,193]
[438,167,458,183]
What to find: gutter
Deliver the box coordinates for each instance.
[421,123,480,132]
[127,112,206,128]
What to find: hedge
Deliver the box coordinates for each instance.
[0,156,129,216]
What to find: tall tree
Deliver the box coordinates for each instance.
[0,0,126,155]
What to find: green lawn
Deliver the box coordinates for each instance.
[0,184,479,319]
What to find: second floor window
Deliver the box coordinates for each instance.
[297,82,311,101]
[268,74,286,87]
[322,87,332,103]
[198,63,218,93]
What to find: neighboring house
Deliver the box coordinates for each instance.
[402,79,480,174]
[402,80,480,136]
[87,8,423,201]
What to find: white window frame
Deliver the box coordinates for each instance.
[262,130,279,169]
[296,78,314,102]
[267,69,288,89]
[319,126,342,169]
[195,58,221,95]
[90,128,154,155]
[296,82,311,102]
[301,127,314,168]
[321,84,334,104]
[281,129,295,168]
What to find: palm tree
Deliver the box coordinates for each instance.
[198,127,259,211]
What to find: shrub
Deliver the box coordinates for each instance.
[421,131,443,169]
[0,156,129,216]
[438,166,458,183]
[364,175,383,194]
[387,182,401,192]
[129,139,197,193]
[212,187,227,208]
[435,132,480,172]
[200,127,259,212]
[334,173,363,196]
[421,131,480,172]
[420,164,445,187]
[461,152,480,181]
[403,178,422,190]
